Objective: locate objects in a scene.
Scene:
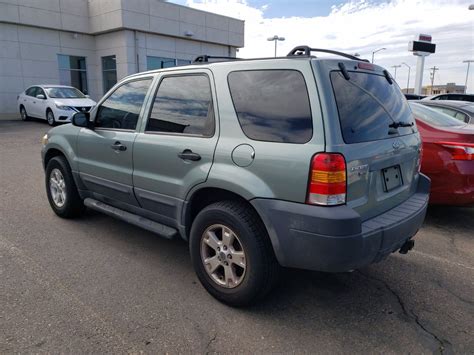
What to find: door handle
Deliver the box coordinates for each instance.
[111,141,127,151]
[178,149,201,161]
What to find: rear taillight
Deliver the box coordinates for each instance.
[307,153,346,206]
[437,142,474,161]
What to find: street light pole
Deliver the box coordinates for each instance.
[371,47,386,63]
[267,35,285,57]
[401,62,411,92]
[462,60,474,93]
[391,64,401,80]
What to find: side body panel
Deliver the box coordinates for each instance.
[199,59,325,203]
[132,69,219,226]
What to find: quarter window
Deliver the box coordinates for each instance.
[95,79,152,130]
[146,75,215,136]
[228,70,313,143]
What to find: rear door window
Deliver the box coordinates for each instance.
[228,70,312,144]
[330,71,416,144]
[146,75,215,137]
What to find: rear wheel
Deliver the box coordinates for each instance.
[46,109,55,126]
[190,201,280,307]
[20,106,29,121]
[45,156,84,218]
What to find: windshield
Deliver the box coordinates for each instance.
[409,102,465,127]
[330,71,416,144]
[45,87,86,99]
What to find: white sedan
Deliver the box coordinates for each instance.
[18,85,96,126]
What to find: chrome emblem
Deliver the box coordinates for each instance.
[392,140,401,150]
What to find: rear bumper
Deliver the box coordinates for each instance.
[251,174,430,272]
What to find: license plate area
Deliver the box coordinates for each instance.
[382,165,402,192]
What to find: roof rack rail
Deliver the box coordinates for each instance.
[287,46,370,62]
[193,55,240,63]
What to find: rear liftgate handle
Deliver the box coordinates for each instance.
[178,149,201,161]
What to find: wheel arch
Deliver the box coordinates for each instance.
[43,147,68,170]
[182,187,265,240]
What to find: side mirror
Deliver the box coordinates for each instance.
[72,112,92,129]
[36,94,46,100]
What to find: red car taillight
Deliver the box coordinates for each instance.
[307,153,346,206]
[437,142,474,161]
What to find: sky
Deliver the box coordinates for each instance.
[168,0,474,92]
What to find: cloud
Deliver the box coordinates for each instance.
[185,0,474,92]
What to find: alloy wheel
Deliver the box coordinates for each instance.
[47,111,55,125]
[200,224,247,288]
[20,108,27,121]
[49,168,66,208]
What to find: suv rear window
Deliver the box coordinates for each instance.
[228,70,312,143]
[331,71,416,144]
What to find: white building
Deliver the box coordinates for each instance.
[0,0,244,119]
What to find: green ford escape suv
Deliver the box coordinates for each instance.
[42,46,430,306]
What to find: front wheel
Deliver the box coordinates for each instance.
[189,201,280,307]
[46,110,55,126]
[45,156,84,218]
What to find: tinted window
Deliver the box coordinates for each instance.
[25,87,37,97]
[95,79,152,130]
[36,87,46,98]
[330,71,416,144]
[455,111,468,123]
[437,107,458,118]
[409,103,463,127]
[228,70,312,143]
[146,75,215,136]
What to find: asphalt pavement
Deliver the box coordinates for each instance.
[1,120,473,354]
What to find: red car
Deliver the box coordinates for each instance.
[410,102,474,205]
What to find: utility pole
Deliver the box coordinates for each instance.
[462,60,474,93]
[391,65,401,80]
[401,62,411,92]
[429,66,439,94]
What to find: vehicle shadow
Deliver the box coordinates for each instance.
[424,205,474,233]
[69,210,470,353]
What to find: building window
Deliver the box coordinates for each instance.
[58,55,88,94]
[146,56,192,70]
[102,55,117,94]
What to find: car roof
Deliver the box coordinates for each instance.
[417,100,474,114]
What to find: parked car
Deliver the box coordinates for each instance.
[404,93,426,100]
[41,46,430,306]
[418,100,473,124]
[409,102,473,206]
[18,85,96,126]
[422,93,474,102]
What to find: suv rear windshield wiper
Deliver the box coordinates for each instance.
[389,121,414,129]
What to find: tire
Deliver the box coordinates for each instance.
[189,200,280,307]
[45,156,84,218]
[46,109,55,126]
[20,106,29,121]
